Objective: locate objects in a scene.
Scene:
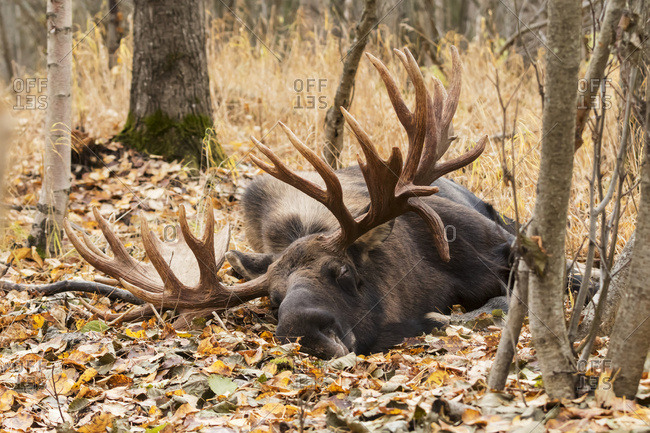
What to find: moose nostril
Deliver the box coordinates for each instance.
[275,306,351,357]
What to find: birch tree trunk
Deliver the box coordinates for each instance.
[526,0,581,399]
[30,0,72,256]
[606,71,650,401]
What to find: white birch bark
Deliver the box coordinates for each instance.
[31,0,72,255]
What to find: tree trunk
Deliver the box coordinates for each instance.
[574,0,624,149]
[526,0,581,400]
[118,0,224,169]
[30,0,72,256]
[488,260,529,391]
[323,0,377,169]
[0,2,16,81]
[606,68,650,401]
[577,231,634,339]
[0,105,10,215]
[106,0,124,69]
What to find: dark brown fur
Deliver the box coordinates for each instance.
[227,167,515,358]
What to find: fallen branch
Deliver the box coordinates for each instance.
[0,279,144,304]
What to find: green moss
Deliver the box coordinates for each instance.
[269,357,294,372]
[117,110,226,169]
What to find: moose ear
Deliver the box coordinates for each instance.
[353,220,395,252]
[226,250,275,280]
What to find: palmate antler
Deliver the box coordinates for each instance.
[251,47,487,261]
[64,203,269,328]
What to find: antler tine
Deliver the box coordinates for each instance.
[251,132,358,235]
[251,137,327,203]
[277,122,348,210]
[214,223,231,270]
[67,206,271,327]
[365,52,412,129]
[407,198,450,261]
[340,107,402,176]
[431,135,487,180]
[64,215,164,293]
[80,230,111,259]
[392,48,428,183]
[93,207,138,265]
[140,216,185,293]
[368,49,441,186]
[442,46,462,130]
[178,204,220,288]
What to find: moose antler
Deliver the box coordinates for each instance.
[64,203,269,328]
[251,47,487,262]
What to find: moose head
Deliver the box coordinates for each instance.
[65,47,490,358]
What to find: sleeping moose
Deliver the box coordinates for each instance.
[65,47,517,358]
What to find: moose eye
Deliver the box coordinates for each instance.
[335,265,357,294]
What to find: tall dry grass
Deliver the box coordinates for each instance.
[0,14,640,259]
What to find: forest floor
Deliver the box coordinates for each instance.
[0,21,648,433]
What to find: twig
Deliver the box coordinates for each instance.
[496,20,549,57]
[211,311,231,335]
[579,68,637,361]
[50,364,65,424]
[149,303,166,326]
[568,82,607,342]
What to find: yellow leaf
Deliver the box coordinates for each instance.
[30,246,43,267]
[425,370,449,386]
[149,405,163,418]
[12,247,31,261]
[0,388,17,412]
[260,402,285,418]
[78,412,113,433]
[262,362,277,377]
[125,328,145,339]
[32,314,45,329]
[77,368,98,385]
[205,360,233,376]
[48,372,76,396]
[462,407,484,425]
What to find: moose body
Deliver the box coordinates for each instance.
[227,169,515,357]
[66,47,531,359]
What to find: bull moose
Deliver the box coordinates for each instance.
[65,47,518,358]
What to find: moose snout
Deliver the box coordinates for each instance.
[275,289,352,358]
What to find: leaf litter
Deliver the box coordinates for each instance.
[0,142,648,432]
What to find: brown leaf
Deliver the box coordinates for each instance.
[77,412,114,433]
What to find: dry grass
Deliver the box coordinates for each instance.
[0,15,641,260]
